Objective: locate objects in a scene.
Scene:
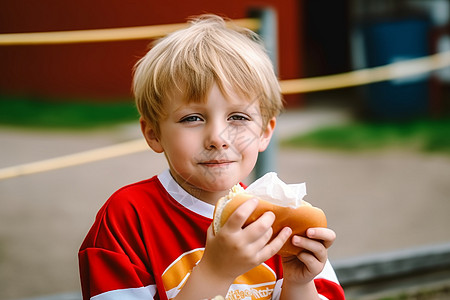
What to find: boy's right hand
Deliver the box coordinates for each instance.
[200,198,292,282]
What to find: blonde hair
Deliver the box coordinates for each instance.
[133,14,283,136]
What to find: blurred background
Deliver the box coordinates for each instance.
[1,0,450,299]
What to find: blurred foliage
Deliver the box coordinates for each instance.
[281,116,450,154]
[0,94,139,129]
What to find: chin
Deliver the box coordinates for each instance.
[200,173,240,191]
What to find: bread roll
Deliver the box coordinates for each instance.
[212,185,327,256]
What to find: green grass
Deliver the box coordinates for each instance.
[0,94,140,129]
[2,95,450,154]
[281,117,450,154]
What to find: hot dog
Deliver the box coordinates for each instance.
[212,185,327,257]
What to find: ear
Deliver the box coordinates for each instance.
[140,117,164,153]
[258,117,276,152]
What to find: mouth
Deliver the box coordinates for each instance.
[198,160,234,167]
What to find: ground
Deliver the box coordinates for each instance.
[0,108,450,299]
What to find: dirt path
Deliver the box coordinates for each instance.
[1,112,449,299]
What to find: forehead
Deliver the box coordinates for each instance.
[166,82,260,110]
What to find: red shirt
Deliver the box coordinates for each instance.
[79,169,345,300]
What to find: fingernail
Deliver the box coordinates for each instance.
[285,227,292,236]
[308,228,315,236]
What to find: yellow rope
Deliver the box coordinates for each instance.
[1,52,449,180]
[1,52,450,180]
[0,18,260,45]
[0,17,449,180]
[0,139,148,180]
[280,51,450,94]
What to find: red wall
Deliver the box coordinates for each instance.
[0,0,303,105]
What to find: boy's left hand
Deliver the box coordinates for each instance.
[281,227,336,285]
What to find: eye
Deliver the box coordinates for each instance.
[228,114,250,121]
[179,115,203,123]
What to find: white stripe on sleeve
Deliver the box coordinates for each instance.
[91,284,158,300]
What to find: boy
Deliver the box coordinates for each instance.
[79,14,345,300]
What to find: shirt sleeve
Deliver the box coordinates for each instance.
[78,194,157,300]
[79,248,157,300]
[271,260,345,300]
[314,260,346,300]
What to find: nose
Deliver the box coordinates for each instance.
[205,121,229,150]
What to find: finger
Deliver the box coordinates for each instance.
[223,198,259,232]
[297,250,325,276]
[206,223,215,239]
[292,235,328,264]
[243,211,275,242]
[259,227,292,260]
[306,228,336,249]
[247,224,274,253]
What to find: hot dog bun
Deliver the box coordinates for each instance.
[212,185,327,257]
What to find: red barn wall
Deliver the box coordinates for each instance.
[0,0,303,105]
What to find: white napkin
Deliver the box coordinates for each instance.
[246,172,306,208]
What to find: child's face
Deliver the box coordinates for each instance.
[141,83,275,203]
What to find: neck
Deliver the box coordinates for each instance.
[180,182,228,206]
[168,170,229,205]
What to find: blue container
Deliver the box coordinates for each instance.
[362,17,430,120]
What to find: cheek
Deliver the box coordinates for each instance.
[162,129,199,157]
[231,132,261,167]
[228,126,263,153]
